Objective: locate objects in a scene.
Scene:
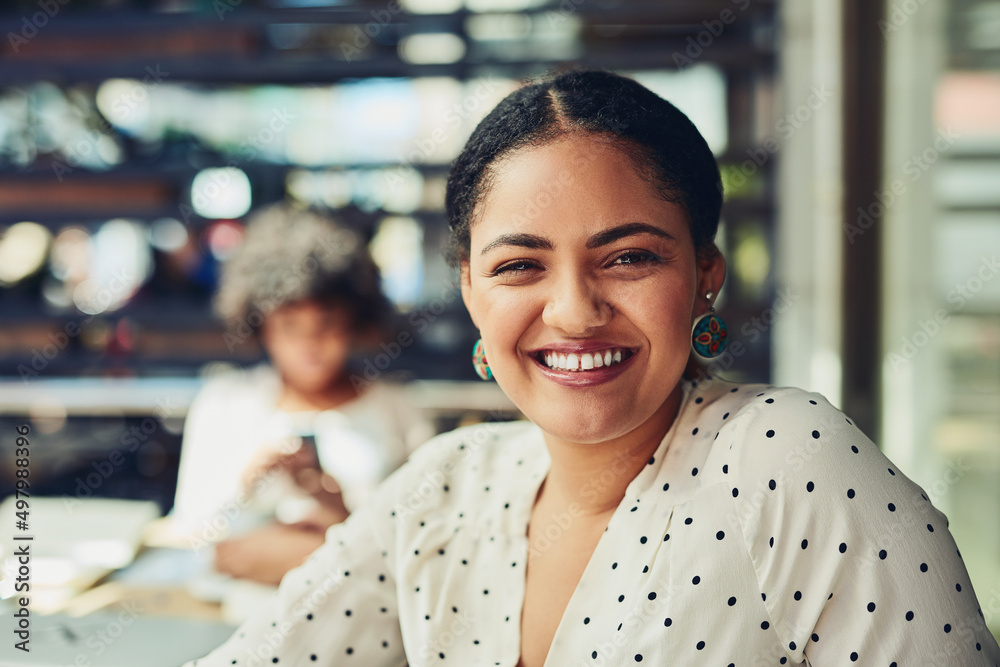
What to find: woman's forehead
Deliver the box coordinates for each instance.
[470,136,688,243]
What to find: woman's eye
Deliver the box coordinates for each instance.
[611,251,660,266]
[493,261,538,275]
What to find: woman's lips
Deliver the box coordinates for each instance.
[529,346,637,387]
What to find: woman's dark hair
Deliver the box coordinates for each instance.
[444,68,723,267]
[214,203,392,334]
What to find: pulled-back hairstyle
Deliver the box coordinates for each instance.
[214,203,392,335]
[444,68,722,266]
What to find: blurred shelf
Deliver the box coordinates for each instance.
[0,376,517,416]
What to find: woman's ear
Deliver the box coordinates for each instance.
[695,244,727,302]
[460,261,479,330]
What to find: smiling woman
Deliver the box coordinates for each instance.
[184,69,999,667]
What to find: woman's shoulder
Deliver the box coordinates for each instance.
[690,375,870,488]
[405,418,544,473]
[688,374,837,425]
[696,376,907,521]
[371,419,545,517]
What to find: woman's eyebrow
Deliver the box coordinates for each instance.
[480,233,553,256]
[586,222,678,249]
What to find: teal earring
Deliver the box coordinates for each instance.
[691,291,729,360]
[472,338,493,380]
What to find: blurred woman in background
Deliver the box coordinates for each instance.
[170,204,433,586]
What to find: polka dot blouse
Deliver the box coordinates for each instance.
[185,376,1000,666]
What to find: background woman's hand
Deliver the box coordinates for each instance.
[213,523,326,586]
[240,436,305,492]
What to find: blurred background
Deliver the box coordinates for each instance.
[0,0,997,646]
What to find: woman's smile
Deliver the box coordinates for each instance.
[529,343,638,387]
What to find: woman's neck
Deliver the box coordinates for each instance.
[536,383,684,518]
[275,375,360,412]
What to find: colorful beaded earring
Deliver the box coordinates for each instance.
[471,338,493,380]
[691,291,729,360]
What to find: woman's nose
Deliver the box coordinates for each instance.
[541,273,612,335]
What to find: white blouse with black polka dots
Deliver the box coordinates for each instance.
[185,376,1000,666]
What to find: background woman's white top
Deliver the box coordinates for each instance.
[170,363,434,541]
[184,375,999,666]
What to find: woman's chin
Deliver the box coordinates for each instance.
[526,409,639,446]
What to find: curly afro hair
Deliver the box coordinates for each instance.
[444,67,722,267]
[213,203,392,335]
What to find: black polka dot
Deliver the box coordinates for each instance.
[692,427,699,435]
[584,617,590,624]
[662,482,670,491]
[691,467,699,476]
[647,592,656,600]
[761,621,770,630]
[888,503,896,512]
[801,539,808,549]
[728,596,736,606]
[794,591,802,601]
[766,429,775,438]
[847,488,855,499]
[664,617,672,627]
[635,655,643,662]
[839,542,847,553]
[879,549,887,560]
[944,624,952,633]
[806,481,815,492]
[716,531,725,540]
[906,610,914,621]
[867,602,876,612]
[920,563,929,572]
[732,488,739,498]
[850,652,858,662]
[692,576,701,585]
[811,430,820,438]
[768,479,776,490]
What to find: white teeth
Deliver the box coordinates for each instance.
[541,348,627,371]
